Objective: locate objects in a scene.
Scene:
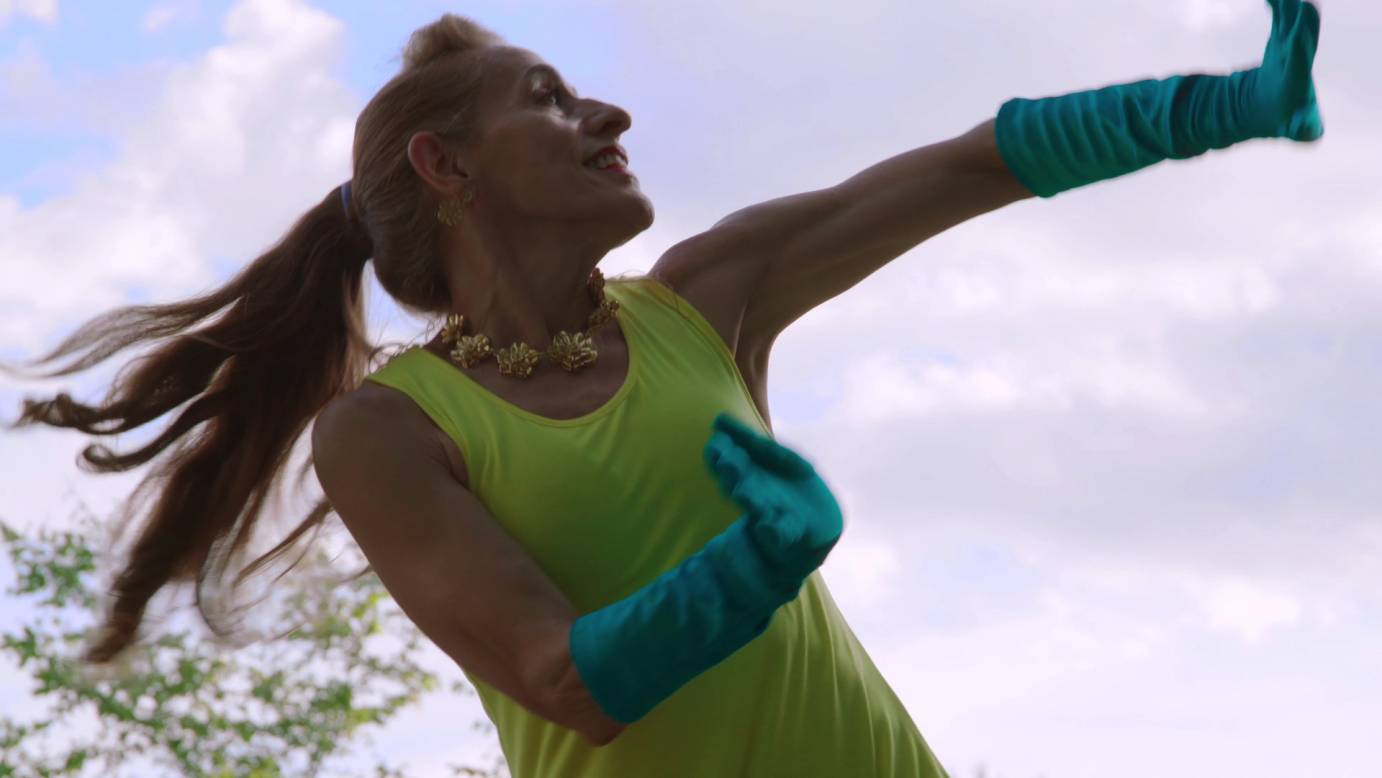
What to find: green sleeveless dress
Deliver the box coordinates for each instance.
[363,273,949,777]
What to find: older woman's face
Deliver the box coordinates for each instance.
[467,47,654,246]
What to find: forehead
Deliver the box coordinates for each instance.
[485,47,559,88]
[473,47,573,121]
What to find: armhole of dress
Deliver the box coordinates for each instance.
[361,370,473,487]
[635,274,771,432]
[638,274,740,369]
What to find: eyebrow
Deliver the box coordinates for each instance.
[522,64,579,98]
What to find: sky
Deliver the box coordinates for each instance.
[1,0,1379,776]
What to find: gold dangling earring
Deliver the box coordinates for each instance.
[437,188,474,227]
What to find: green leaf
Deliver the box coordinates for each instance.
[63,749,88,770]
[0,521,492,776]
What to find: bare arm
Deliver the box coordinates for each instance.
[651,117,1033,353]
[311,387,626,746]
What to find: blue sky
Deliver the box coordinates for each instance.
[0,1,632,208]
[3,1,1380,776]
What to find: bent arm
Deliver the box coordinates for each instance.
[312,387,625,746]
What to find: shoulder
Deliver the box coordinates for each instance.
[316,381,418,437]
[314,381,463,483]
[646,246,757,363]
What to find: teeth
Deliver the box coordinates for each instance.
[587,153,626,169]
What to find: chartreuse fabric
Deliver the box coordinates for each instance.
[363,274,947,778]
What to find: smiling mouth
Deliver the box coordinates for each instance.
[586,162,635,179]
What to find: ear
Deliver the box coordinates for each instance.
[406,131,467,197]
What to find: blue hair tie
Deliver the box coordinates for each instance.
[340,180,352,216]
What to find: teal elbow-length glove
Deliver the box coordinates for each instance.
[568,412,845,724]
[995,0,1323,199]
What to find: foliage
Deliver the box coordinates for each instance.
[0,509,508,778]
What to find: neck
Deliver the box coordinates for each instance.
[441,220,609,353]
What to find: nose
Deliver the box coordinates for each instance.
[582,100,632,137]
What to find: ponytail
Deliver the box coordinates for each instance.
[1,11,507,665]
[3,185,383,662]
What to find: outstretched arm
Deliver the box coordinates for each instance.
[728,118,1034,348]
[652,0,1322,357]
[651,118,1031,354]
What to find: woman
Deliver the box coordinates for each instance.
[4,4,1321,776]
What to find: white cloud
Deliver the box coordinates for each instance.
[847,552,1375,778]
[1194,574,1303,643]
[143,7,177,33]
[0,0,56,26]
[1178,0,1255,33]
[0,36,45,90]
[0,34,170,138]
[0,0,356,354]
[836,347,1223,423]
[860,566,1186,726]
[820,507,902,611]
[142,2,188,33]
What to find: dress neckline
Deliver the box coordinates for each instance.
[409,282,638,428]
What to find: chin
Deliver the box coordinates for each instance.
[630,197,655,229]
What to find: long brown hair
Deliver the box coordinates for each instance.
[1,14,505,664]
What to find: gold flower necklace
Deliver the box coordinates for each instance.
[437,266,621,379]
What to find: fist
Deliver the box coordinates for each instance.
[1248,0,1324,141]
[703,412,844,582]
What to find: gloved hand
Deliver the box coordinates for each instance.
[703,413,844,587]
[995,0,1325,198]
[1243,0,1323,141]
[567,413,843,725]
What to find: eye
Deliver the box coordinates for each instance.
[538,88,561,106]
